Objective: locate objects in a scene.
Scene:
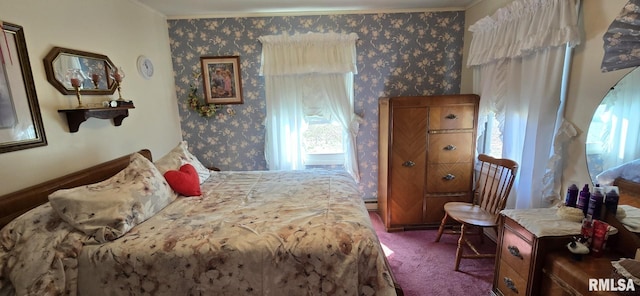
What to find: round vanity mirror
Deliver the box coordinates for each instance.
[586,67,640,185]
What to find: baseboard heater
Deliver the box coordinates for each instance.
[364,200,377,211]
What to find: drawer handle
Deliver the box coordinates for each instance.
[503,277,518,293]
[445,113,458,120]
[402,160,416,167]
[508,245,523,259]
[443,174,456,180]
[444,144,456,151]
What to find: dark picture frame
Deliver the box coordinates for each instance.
[201,56,243,104]
[0,22,47,153]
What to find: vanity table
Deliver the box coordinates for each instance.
[492,208,581,296]
[493,183,640,296]
[493,61,640,294]
[539,206,640,295]
[537,179,640,295]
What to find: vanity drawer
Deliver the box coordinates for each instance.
[500,221,533,279]
[497,259,527,296]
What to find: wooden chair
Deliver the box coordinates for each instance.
[435,154,518,271]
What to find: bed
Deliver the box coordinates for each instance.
[0,143,401,296]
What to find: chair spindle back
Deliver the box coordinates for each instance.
[474,154,518,218]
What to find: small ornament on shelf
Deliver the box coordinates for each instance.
[111,67,126,101]
[67,69,84,108]
[117,100,134,107]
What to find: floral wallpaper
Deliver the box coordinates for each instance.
[601,0,640,72]
[167,11,465,200]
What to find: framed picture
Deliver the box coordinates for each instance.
[201,56,243,104]
[0,22,47,153]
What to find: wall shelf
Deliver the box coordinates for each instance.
[58,105,134,133]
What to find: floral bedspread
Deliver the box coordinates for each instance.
[0,170,396,296]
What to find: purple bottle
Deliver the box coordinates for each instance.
[576,184,590,217]
[587,187,604,220]
[605,186,620,216]
[565,184,579,207]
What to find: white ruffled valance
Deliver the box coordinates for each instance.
[258,32,358,76]
[467,0,581,67]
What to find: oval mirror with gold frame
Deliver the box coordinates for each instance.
[43,47,117,95]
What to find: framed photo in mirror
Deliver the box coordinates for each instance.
[200,56,243,104]
[0,22,47,153]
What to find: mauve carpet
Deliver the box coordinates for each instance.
[369,211,496,296]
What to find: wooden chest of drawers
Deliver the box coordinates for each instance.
[378,95,479,231]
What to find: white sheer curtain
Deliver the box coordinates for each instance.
[468,0,581,208]
[258,32,362,182]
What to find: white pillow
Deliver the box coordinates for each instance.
[154,141,211,183]
[48,153,176,243]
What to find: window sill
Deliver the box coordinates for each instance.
[303,153,343,166]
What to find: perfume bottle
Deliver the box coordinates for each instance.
[576,184,590,217]
[565,184,579,207]
[587,186,604,220]
[605,186,620,216]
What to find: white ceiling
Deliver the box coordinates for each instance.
[137,0,479,18]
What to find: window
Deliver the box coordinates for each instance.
[259,32,360,181]
[479,112,503,158]
[302,116,345,165]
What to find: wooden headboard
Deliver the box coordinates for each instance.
[0,149,152,229]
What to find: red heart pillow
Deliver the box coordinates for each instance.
[164,164,201,196]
